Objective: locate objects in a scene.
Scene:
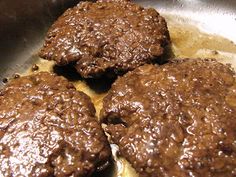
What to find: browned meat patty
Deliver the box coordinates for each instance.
[100,59,236,177]
[39,0,170,78]
[0,72,111,177]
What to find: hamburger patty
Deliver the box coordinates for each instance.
[0,72,111,177]
[39,0,170,78]
[101,59,236,177]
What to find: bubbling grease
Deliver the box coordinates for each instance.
[22,15,236,177]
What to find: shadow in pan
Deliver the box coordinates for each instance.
[53,64,115,94]
[92,161,116,177]
[53,64,82,81]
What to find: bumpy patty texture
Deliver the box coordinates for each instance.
[101,59,236,177]
[39,0,170,78]
[0,72,111,177]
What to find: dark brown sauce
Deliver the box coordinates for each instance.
[23,15,236,177]
[2,78,8,84]
[31,64,39,71]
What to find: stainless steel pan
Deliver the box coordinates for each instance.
[0,0,236,176]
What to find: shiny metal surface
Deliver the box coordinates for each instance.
[138,0,236,42]
[0,0,81,83]
[0,0,236,84]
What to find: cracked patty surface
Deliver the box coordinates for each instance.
[39,0,170,78]
[0,72,111,177]
[101,59,236,177]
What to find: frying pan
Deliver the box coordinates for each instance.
[0,0,236,176]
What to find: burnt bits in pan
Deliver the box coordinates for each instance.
[100,59,236,177]
[39,0,170,78]
[0,72,111,177]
